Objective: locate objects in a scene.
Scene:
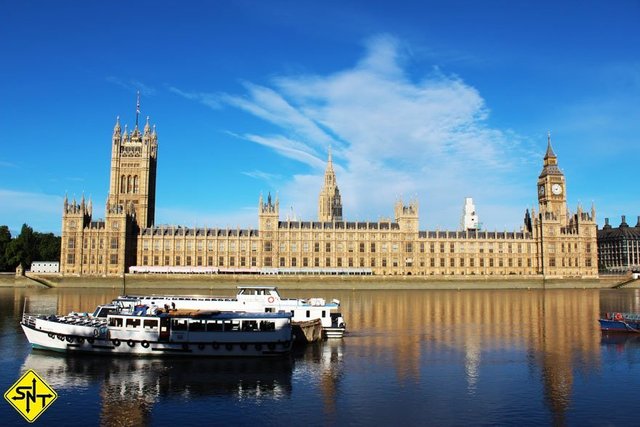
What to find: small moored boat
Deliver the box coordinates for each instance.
[598,312,640,333]
[21,306,293,357]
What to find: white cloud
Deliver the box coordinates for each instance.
[174,35,534,229]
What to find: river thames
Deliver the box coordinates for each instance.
[1,286,639,426]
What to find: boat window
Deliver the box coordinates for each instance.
[207,321,224,332]
[259,321,275,331]
[143,319,158,329]
[189,320,205,332]
[172,319,188,331]
[306,310,310,318]
[126,318,141,328]
[242,320,258,331]
[223,320,240,332]
[322,310,326,318]
[109,317,123,327]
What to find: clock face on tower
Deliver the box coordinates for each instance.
[551,184,562,195]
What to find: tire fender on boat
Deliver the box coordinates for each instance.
[212,342,220,349]
[141,341,150,348]
[112,339,121,347]
[127,340,135,348]
[93,328,99,337]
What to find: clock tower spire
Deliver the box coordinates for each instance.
[537,132,567,224]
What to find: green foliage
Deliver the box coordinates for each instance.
[0,224,61,272]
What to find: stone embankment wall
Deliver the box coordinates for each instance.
[1,272,623,290]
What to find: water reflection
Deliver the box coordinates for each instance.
[21,352,293,425]
[10,287,640,425]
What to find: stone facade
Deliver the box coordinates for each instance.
[60,108,598,278]
[597,216,640,273]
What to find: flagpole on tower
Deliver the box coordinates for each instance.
[135,90,140,129]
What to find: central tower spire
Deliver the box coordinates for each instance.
[318,147,343,221]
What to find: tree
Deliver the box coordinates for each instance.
[0,225,11,271]
[37,232,61,263]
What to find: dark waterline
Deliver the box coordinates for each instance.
[1,287,640,426]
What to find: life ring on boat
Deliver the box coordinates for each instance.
[212,342,220,349]
[93,328,99,337]
[112,339,121,347]
[127,340,135,348]
[141,341,149,348]
[268,296,275,303]
[225,343,233,351]
[615,313,624,321]
[240,343,247,351]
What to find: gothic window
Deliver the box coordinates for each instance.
[68,237,75,249]
[197,256,203,266]
[175,256,181,265]
[241,257,246,266]
[251,257,257,267]
[229,256,234,266]
[120,175,126,193]
[218,256,224,266]
[153,256,159,266]
[303,257,308,267]
[127,175,132,193]
[325,257,331,267]
[207,256,213,266]
[133,175,139,193]
[164,256,170,265]
[110,254,118,265]
[186,256,192,266]
[280,257,285,267]
[110,238,118,249]
[67,254,75,264]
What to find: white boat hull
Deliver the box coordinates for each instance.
[21,312,292,357]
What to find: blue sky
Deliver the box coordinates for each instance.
[1,1,639,236]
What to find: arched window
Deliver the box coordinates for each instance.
[120,175,126,193]
[133,175,139,193]
[127,175,132,193]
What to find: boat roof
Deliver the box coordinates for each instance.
[108,310,291,320]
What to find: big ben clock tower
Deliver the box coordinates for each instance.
[537,133,567,226]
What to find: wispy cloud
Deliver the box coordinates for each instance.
[242,170,282,182]
[0,160,18,168]
[0,189,64,234]
[173,35,533,229]
[107,76,157,96]
[168,86,222,109]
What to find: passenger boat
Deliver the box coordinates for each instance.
[118,286,346,338]
[21,305,293,357]
[598,312,640,333]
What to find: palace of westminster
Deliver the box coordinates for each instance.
[60,103,599,279]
